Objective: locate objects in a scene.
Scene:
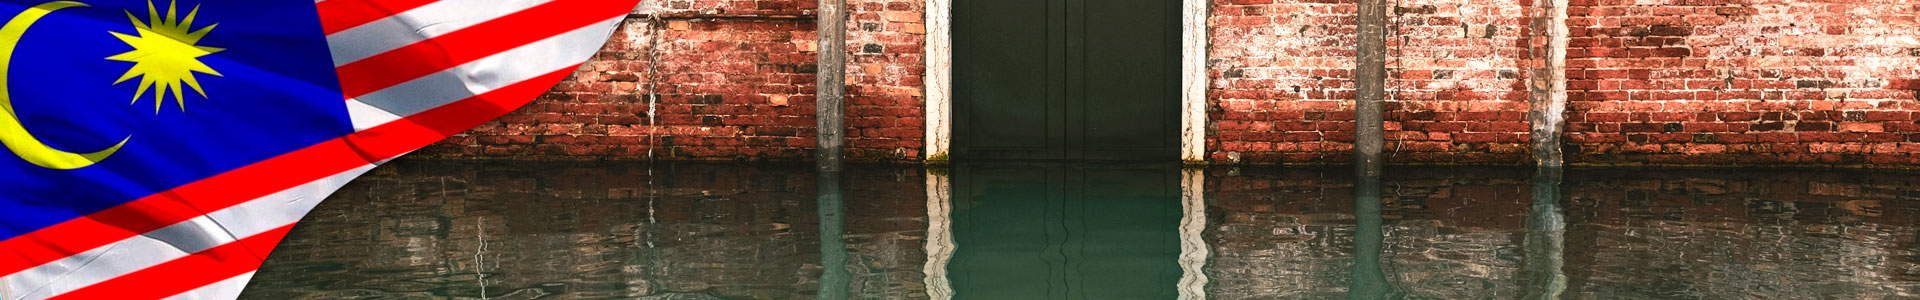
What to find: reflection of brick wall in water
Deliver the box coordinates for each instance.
[1201,168,1531,299]
[1377,169,1531,298]
[1199,167,1920,298]
[243,162,932,299]
[1561,170,1920,299]
[1205,169,1356,299]
[839,168,932,299]
[249,163,1920,298]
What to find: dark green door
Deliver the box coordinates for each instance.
[952,0,1181,161]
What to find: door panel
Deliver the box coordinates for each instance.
[954,0,1178,161]
[1082,0,1178,159]
[958,0,1052,152]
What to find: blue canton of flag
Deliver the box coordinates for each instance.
[0,0,349,243]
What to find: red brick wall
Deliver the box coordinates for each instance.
[844,0,930,161]
[1563,0,1920,166]
[417,1,927,162]
[419,0,1920,167]
[1207,0,1534,165]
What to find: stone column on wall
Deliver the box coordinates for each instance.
[817,0,848,171]
[1527,0,1569,166]
[1355,0,1387,174]
[815,2,851,294]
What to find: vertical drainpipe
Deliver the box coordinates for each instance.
[1529,0,1569,166]
[1355,0,1388,176]
[817,0,848,172]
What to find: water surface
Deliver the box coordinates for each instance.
[242,160,1920,299]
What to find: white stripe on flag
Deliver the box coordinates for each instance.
[325,0,557,65]
[347,17,618,117]
[345,98,405,131]
[163,272,254,300]
[0,166,373,299]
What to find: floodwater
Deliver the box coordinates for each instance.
[242,160,1920,299]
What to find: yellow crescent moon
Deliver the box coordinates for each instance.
[0,1,127,170]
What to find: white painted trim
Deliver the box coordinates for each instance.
[923,0,953,160]
[1178,0,1208,162]
[921,0,1207,161]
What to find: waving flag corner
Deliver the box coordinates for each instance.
[0,0,641,298]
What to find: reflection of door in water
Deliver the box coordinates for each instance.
[951,0,1180,161]
[947,164,1183,299]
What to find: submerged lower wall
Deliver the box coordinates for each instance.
[415,0,1920,166]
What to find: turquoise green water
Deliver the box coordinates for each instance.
[242,160,1920,299]
[945,166,1185,299]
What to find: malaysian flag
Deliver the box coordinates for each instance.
[0,0,640,298]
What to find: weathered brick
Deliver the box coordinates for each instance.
[1563,0,1920,167]
[414,0,1920,167]
[420,2,922,162]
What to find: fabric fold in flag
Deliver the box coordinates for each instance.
[0,0,639,298]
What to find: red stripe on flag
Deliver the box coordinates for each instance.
[0,66,579,278]
[316,0,441,35]
[334,0,633,98]
[44,225,295,300]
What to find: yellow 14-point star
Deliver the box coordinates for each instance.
[107,0,222,113]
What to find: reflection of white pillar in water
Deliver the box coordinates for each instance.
[1525,168,1567,300]
[1176,169,1210,300]
[476,216,489,300]
[923,170,955,300]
